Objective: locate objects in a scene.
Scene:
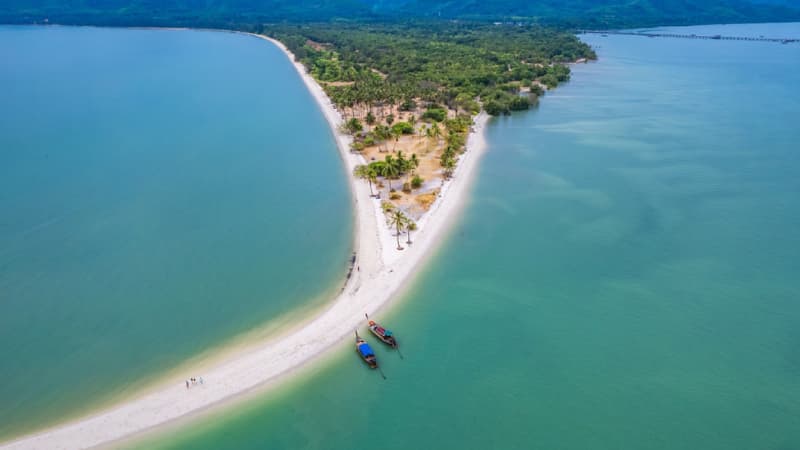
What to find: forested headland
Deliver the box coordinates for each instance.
[266,22,594,117]
[2,0,795,226]
[260,22,594,223]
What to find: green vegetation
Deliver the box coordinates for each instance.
[266,22,596,117]
[422,108,448,122]
[356,150,419,193]
[389,209,412,250]
[2,0,797,29]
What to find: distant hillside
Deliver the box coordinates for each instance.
[1,0,798,28]
[382,0,800,28]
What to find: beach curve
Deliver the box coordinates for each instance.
[0,31,489,450]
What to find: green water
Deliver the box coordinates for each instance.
[143,23,800,449]
[0,26,352,439]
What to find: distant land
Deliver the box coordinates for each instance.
[1,0,799,28]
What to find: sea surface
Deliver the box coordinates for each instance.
[0,26,352,439]
[141,23,800,449]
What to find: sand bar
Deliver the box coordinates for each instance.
[0,32,489,450]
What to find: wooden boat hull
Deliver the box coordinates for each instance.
[356,338,378,369]
[368,326,397,347]
[367,319,398,348]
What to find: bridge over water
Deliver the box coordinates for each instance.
[580,30,798,44]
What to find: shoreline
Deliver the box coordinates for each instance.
[0,30,490,450]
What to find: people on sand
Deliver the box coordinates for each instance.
[186,377,204,389]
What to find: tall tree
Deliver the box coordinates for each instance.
[406,219,417,245]
[389,209,408,251]
[380,156,399,190]
[354,164,376,196]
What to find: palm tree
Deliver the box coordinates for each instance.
[374,125,392,152]
[354,165,376,197]
[367,169,378,197]
[409,153,419,175]
[442,155,456,179]
[406,220,417,245]
[389,209,408,250]
[431,123,442,142]
[391,128,400,152]
[395,151,408,174]
[380,156,399,190]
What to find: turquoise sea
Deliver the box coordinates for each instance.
[138,23,800,449]
[0,26,352,439]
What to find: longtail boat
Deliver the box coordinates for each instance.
[355,331,378,369]
[366,314,398,348]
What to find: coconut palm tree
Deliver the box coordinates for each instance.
[367,169,378,197]
[389,209,408,250]
[406,219,417,245]
[409,153,419,174]
[391,128,400,152]
[395,151,408,174]
[381,156,399,190]
[354,165,376,197]
[431,123,442,142]
[442,155,456,179]
[374,125,392,152]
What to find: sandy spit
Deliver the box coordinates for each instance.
[0,32,490,450]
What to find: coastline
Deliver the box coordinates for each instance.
[0,31,490,450]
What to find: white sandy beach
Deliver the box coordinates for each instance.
[0,33,490,450]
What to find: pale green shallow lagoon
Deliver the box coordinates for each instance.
[0,26,352,440]
[142,23,800,450]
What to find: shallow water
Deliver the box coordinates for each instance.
[141,22,800,450]
[0,26,352,439]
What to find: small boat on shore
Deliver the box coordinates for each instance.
[355,331,378,369]
[366,314,398,348]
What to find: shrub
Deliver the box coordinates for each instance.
[509,96,531,111]
[345,118,363,134]
[402,182,412,193]
[529,83,545,96]
[422,108,447,122]
[411,175,424,189]
[400,99,417,111]
[390,192,402,200]
[484,100,507,116]
[392,122,414,135]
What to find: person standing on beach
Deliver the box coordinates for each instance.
[185,380,189,389]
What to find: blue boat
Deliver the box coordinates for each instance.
[355,331,378,369]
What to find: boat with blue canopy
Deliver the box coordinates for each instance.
[355,331,378,369]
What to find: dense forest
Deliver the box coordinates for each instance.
[261,21,594,210]
[2,0,798,28]
[265,22,594,116]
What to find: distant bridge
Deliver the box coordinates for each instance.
[580,30,799,44]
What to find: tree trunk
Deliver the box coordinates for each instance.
[396,224,402,250]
